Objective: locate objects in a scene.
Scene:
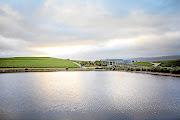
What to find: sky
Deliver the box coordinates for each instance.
[0,0,180,60]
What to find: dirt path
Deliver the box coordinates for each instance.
[72,61,82,68]
[151,63,161,67]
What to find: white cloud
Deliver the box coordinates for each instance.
[40,0,109,27]
[0,35,32,57]
[38,0,180,41]
[0,1,180,59]
[0,4,22,20]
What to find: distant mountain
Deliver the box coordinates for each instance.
[130,55,180,62]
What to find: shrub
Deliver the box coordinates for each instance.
[130,68,134,71]
[159,68,170,73]
[135,68,140,71]
[95,67,103,69]
[151,67,160,72]
[127,67,131,71]
[142,68,146,71]
[170,68,180,74]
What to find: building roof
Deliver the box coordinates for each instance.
[100,59,107,62]
[100,59,123,62]
[100,59,133,65]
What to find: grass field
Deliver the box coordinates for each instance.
[133,62,153,66]
[0,57,79,68]
[155,59,180,67]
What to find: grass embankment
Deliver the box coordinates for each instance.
[110,59,180,74]
[0,57,79,68]
[133,62,153,66]
[155,59,180,67]
[111,66,180,74]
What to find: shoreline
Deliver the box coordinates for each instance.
[0,68,180,77]
[121,70,180,77]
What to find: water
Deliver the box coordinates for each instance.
[0,71,180,120]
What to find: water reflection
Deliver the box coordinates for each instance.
[0,72,180,120]
[30,72,84,112]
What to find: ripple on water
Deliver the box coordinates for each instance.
[0,72,180,120]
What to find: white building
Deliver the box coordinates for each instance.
[100,59,133,66]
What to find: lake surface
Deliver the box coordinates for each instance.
[0,71,180,120]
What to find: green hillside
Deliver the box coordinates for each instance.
[156,59,180,67]
[133,62,153,66]
[0,57,79,68]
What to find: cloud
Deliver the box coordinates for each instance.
[0,0,180,60]
[0,35,33,57]
[37,0,180,48]
[39,0,109,26]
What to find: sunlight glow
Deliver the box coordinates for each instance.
[30,38,136,57]
[32,45,88,56]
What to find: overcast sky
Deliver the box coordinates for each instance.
[0,0,180,60]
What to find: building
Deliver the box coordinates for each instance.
[100,59,133,66]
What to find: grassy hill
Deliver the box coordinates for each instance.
[133,62,153,66]
[155,59,180,67]
[0,57,79,68]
